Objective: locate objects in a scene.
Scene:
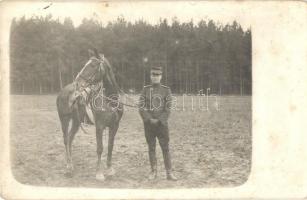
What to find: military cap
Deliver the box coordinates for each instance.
[151,66,163,75]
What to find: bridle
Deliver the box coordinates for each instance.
[75,57,140,108]
[75,58,104,90]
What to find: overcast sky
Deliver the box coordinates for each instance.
[2,1,251,30]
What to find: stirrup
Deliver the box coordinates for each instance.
[81,122,92,127]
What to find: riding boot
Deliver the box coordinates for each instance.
[162,147,177,181]
[148,150,157,180]
[148,165,157,180]
[166,170,177,181]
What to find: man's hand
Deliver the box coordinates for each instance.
[150,118,159,124]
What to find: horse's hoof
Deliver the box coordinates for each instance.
[64,170,74,178]
[96,172,105,181]
[105,167,116,176]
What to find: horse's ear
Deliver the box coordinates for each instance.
[99,53,105,60]
[93,48,100,58]
[88,49,95,58]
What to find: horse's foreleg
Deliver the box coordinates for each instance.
[95,123,105,181]
[105,123,119,176]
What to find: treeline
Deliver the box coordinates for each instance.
[10,15,251,95]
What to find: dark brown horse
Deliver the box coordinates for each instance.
[56,49,123,181]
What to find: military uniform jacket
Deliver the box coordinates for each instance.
[138,84,172,126]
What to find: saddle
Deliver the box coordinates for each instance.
[78,83,103,126]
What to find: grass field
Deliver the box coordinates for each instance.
[10,94,251,188]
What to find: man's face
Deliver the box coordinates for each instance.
[150,73,162,84]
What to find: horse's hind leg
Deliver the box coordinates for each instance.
[95,123,106,181]
[105,123,119,176]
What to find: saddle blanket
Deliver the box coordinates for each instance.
[85,104,95,125]
[79,86,97,125]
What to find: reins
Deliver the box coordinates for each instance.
[72,57,142,134]
[90,84,139,108]
[73,57,140,129]
[102,93,139,108]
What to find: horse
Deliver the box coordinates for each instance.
[56,49,123,181]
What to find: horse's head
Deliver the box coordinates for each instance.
[75,49,120,93]
[75,49,105,89]
[102,56,121,94]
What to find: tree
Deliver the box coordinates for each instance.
[10,15,252,95]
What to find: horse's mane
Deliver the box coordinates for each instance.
[103,57,121,96]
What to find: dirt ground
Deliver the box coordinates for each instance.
[10,95,251,188]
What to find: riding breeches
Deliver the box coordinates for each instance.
[143,121,172,172]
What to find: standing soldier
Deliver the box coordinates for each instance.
[138,66,177,181]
